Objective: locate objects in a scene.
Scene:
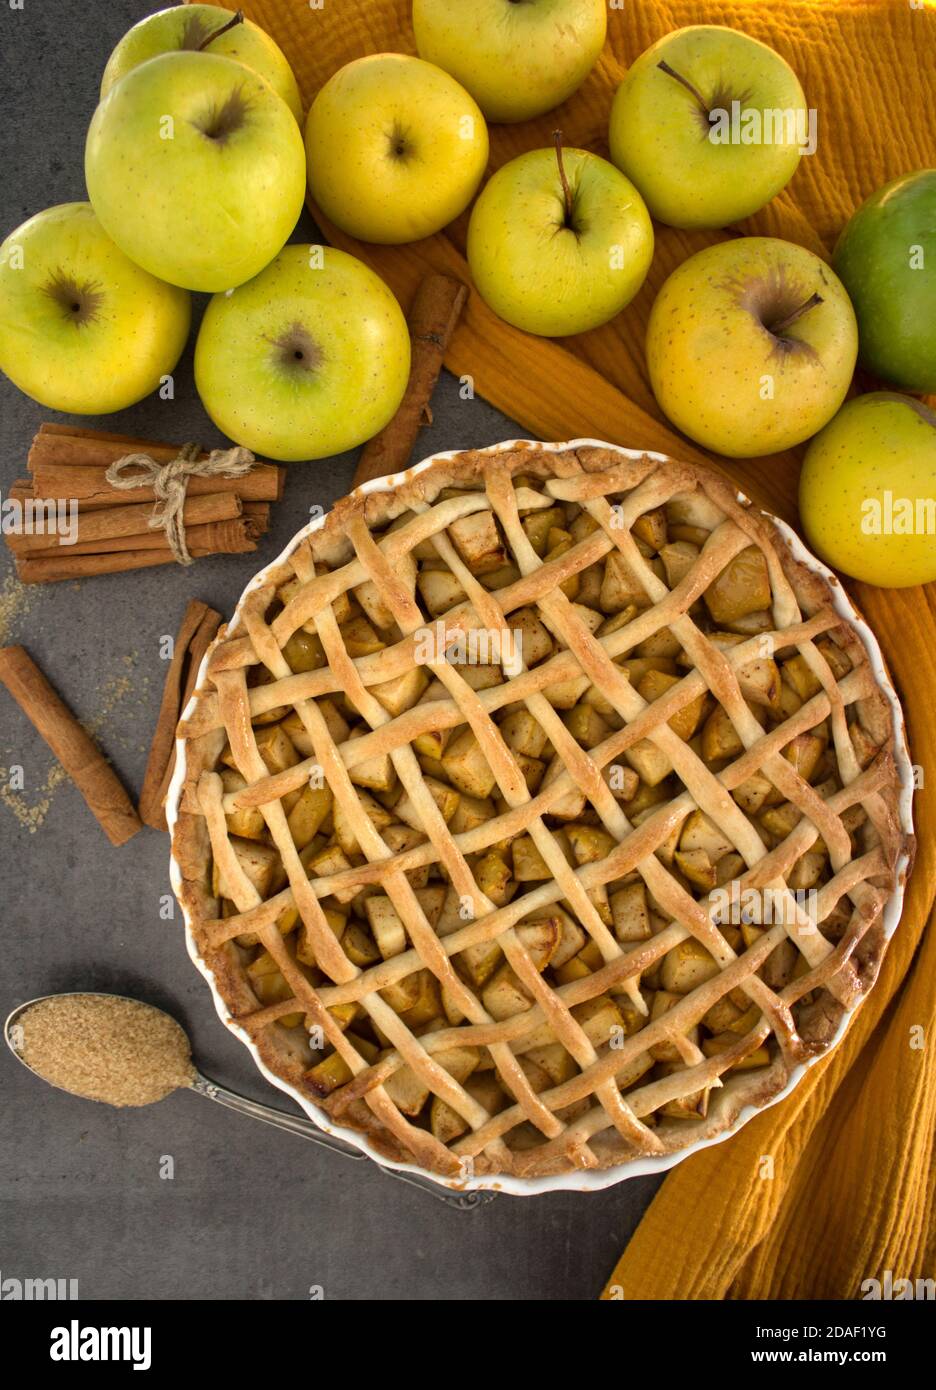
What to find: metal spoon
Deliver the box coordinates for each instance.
[5,992,492,1209]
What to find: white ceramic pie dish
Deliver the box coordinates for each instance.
[166,438,915,1197]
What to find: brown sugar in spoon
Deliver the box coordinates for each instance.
[5,991,492,1206]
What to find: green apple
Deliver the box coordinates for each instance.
[609,26,807,229]
[0,203,189,414]
[85,52,305,292]
[467,136,652,336]
[799,393,936,588]
[194,245,410,462]
[412,0,606,124]
[304,54,488,244]
[100,5,302,123]
[646,237,857,457]
[833,170,936,393]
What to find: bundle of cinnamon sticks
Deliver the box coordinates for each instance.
[5,424,285,583]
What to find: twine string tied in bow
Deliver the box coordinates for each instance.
[104,443,257,565]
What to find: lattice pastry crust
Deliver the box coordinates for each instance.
[172,444,911,1180]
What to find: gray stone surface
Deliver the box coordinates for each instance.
[0,0,662,1300]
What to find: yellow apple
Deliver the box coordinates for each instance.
[305,54,488,244]
[467,138,653,336]
[413,0,606,124]
[194,245,410,462]
[799,393,936,588]
[609,26,807,229]
[0,203,190,414]
[86,52,305,292]
[100,5,302,123]
[646,237,857,457]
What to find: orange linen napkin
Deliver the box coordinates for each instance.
[193,0,936,1297]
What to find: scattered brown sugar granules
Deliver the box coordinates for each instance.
[15,994,195,1106]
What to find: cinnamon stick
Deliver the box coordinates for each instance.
[0,645,142,846]
[29,458,282,507]
[138,599,223,831]
[15,518,261,583]
[16,517,265,560]
[353,274,468,488]
[38,422,170,444]
[7,491,244,554]
[12,503,268,559]
[28,426,284,501]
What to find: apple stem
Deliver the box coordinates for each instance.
[657,60,710,116]
[552,130,575,227]
[198,8,245,50]
[770,292,824,336]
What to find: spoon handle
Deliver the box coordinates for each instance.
[190,1070,496,1208]
[190,1070,365,1159]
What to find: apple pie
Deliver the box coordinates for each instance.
[170,442,912,1181]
